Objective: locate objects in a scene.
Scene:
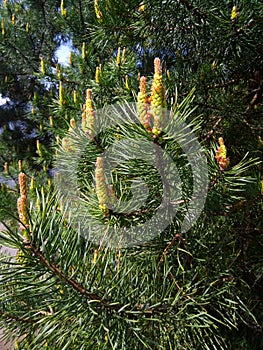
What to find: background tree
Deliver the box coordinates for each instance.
[0,0,263,349]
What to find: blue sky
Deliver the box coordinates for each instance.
[55,40,72,65]
[0,42,72,105]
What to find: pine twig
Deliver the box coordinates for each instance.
[0,310,39,324]
[159,233,181,263]
[178,0,207,20]
[27,243,106,304]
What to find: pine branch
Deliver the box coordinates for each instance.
[203,117,223,141]
[178,0,207,20]
[78,0,85,29]
[27,242,106,304]
[207,78,241,90]
[0,310,39,324]
[159,233,183,263]
[36,0,48,57]
[21,243,183,316]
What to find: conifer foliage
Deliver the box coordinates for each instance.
[0,1,263,349]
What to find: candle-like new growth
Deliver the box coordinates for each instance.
[56,65,62,79]
[122,47,126,61]
[73,90,77,103]
[95,157,109,215]
[151,58,166,136]
[69,118,76,133]
[49,116,54,127]
[94,0,103,22]
[17,195,28,231]
[231,5,238,21]
[69,52,73,66]
[19,172,27,197]
[95,157,116,215]
[30,177,35,191]
[139,2,145,12]
[4,162,9,174]
[40,57,45,75]
[95,65,101,83]
[18,160,23,172]
[59,81,63,107]
[82,89,95,137]
[61,120,76,152]
[62,137,69,151]
[116,47,121,67]
[17,172,30,239]
[82,42,86,60]
[36,140,42,157]
[215,137,229,171]
[60,0,66,16]
[1,20,5,36]
[92,249,98,264]
[138,76,151,131]
[125,75,129,90]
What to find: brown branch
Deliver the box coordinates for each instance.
[159,234,182,263]
[23,243,179,316]
[28,243,106,304]
[0,310,38,324]
[203,117,223,141]
[168,272,208,312]
[159,233,192,267]
[178,0,207,20]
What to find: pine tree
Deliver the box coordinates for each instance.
[0,1,263,349]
